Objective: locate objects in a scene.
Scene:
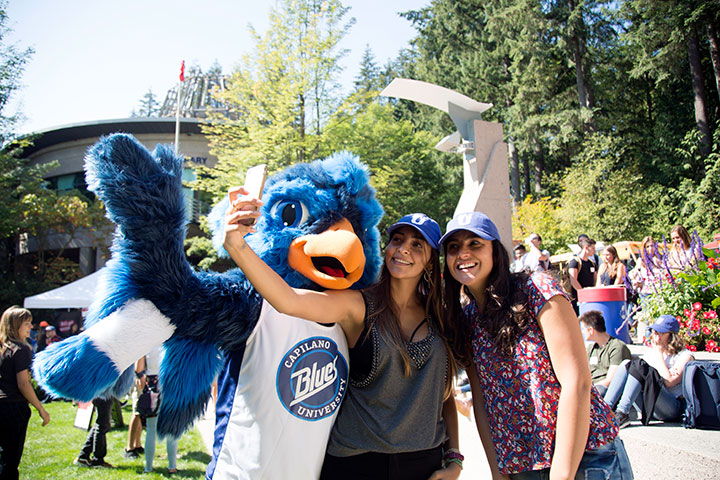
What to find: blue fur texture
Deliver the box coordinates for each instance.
[209,151,383,289]
[104,366,135,399]
[34,134,383,436]
[158,337,225,437]
[32,334,119,401]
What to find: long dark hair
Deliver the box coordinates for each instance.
[364,247,457,399]
[443,239,533,366]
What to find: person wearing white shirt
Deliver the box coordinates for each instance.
[523,233,550,272]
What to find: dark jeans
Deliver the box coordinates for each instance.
[79,397,113,461]
[320,446,443,480]
[0,401,31,480]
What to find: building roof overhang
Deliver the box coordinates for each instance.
[18,117,203,157]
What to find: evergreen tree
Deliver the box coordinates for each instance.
[0,0,33,144]
[353,45,382,93]
[199,0,355,199]
[133,88,160,117]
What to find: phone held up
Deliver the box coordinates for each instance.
[240,164,267,226]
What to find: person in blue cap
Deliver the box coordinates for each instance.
[225,207,462,480]
[604,314,694,428]
[440,212,632,480]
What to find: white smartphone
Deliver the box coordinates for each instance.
[243,164,267,200]
[240,164,267,226]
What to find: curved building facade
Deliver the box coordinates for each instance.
[20,117,217,274]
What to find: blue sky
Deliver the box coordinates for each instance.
[6,0,425,135]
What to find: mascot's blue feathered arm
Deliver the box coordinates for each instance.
[33,134,261,435]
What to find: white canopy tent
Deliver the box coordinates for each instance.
[23,268,104,309]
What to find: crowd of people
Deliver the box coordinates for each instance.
[2,205,710,479]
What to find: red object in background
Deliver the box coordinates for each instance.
[577,286,627,303]
[704,231,720,250]
[179,60,185,82]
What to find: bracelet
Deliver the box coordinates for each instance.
[443,448,464,462]
[444,458,463,470]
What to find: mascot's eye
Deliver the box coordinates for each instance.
[270,200,309,228]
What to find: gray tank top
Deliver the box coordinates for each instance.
[326,291,449,456]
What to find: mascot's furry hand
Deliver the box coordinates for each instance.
[33,134,382,436]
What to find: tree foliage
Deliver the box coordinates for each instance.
[198,0,354,199]
[194,0,460,237]
[187,0,720,264]
[132,88,160,117]
[397,0,720,251]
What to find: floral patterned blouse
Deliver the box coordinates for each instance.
[465,272,618,474]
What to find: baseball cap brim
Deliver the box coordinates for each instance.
[439,226,497,246]
[439,212,501,247]
[387,222,439,249]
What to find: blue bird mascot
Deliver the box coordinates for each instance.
[32,133,383,479]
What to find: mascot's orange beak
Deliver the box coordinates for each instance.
[288,218,365,290]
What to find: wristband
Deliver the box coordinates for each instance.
[443,448,464,462]
[443,458,463,470]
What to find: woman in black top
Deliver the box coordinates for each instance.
[0,306,50,480]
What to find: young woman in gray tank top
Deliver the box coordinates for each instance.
[225,198,462,480]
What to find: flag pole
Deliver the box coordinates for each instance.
[174,60,185,155]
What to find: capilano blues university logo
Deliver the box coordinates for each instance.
[276,336,348,421]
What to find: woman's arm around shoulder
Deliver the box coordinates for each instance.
[595,263,606,287]
[536,295,591,480]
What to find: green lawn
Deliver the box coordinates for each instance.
[20,400,210,479]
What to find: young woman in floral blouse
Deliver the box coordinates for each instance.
[441,212,633,479]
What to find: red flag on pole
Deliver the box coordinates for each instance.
[179,60,185,82]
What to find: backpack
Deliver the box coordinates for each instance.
[682,360,720,430]
[136,375,161,418]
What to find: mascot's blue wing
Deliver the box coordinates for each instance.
[157,336,225,437]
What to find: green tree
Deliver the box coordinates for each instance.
[619,0,719,162]
[511,196,567,255]
[199,0,355,198]
[321,102,461,231]
[0,1,32,144]
[399,0,617,197]
[553,134,670,244]
[353,45,383,93]
[132,88,160,117]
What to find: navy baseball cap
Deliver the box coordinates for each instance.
[648,314,680,334]
[439,212,501,247]
[386,213,442,250]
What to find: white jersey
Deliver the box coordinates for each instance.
[207,300,349,480]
